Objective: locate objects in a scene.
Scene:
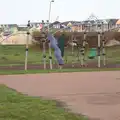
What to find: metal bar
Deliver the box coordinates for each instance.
[25,20,30,70]
[97,32,101,68]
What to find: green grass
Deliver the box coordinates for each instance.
[0,68,120,75]
[0,45,51,65]
[0,85,87,120]
[0,45,120,66]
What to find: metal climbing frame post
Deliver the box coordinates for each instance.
[43,40,46,69]
[97,32,101,68]
[71,35,74,67]
[102,32,106,66]
[81,32,86,66]
[47,20,53,70]
[25,20,30,70]
[42,20,46,70]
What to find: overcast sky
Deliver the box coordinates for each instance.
[0,0,120,24]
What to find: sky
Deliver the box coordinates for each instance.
[0,0,120,24]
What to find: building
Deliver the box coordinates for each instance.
[0,24,18,36]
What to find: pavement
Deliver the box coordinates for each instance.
[0,71,120,120]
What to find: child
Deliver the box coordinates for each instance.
[47,33,64,69]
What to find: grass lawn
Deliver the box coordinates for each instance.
[0,45,120,66]
[0,68,120,75]
[0,85,87,120]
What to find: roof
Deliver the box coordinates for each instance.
[106,19,118,24]
[49,21,60,27]
[0,24,18,28]
[61,21,81,26]
[67,22,72,27]
[52,21,60,24]
[116,19,120,24]
[102,19,108,24]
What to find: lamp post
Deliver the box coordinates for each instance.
[48,0,54,31]
[48,0,54,70]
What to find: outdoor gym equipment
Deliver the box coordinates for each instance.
[98,32,101,67]
[41,21,47,70]
[24,20,54,70]
[81,32,106,67]
[25,20,30,70]
[101,32,106,66]
[72,39,82,61]
[69,32,106,68]
[41,21,65,70]
[81,32,87,66]
[41,34,46,70]
[0,22,106,70]
[71,35,75,67]
[0,16,113,70]
[40,20,54,70]
[0,22,31,71]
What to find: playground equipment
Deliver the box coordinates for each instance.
[83,32,106,67]
[42,35,47,70]
[24,20,54,70]
[69,32,106,68]
[0,22,107,70]
[25,20,30,70]
[101,32,106,66]
[71,36,76,67]
[41,22,47,70]
[0,21,63,70]
[49,31,106,68]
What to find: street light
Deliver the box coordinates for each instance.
[48,0,54,31]
[48,0,54,70]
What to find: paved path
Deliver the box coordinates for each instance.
[0,71,120,120]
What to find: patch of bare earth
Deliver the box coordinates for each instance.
[0,71,120,120]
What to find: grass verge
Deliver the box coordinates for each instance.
[0,68,120,75]
[0,85,87,120]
